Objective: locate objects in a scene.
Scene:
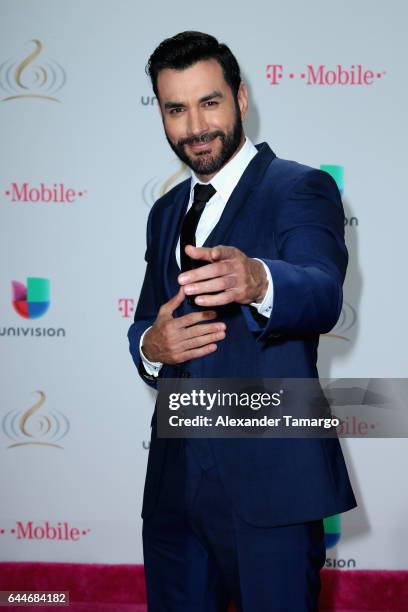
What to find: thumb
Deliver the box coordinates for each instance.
[162,285,185,316]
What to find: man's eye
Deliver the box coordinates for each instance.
[204,101,218,107]
[169,107,184,114]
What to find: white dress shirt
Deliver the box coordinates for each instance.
[140,137,274,376]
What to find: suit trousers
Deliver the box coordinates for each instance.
[142,438,327,612]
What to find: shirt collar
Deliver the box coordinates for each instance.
[190,136,258,204]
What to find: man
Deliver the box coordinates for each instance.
[128,31,357,612]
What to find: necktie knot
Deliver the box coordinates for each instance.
[193,183,216,211]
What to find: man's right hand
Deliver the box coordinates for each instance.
[142,287,226,365]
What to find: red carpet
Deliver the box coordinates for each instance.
[0,563,407,610]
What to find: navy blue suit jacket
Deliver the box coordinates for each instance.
[128,142,357,526]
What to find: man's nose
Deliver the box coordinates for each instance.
[187,108,209,138]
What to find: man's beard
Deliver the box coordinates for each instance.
[165,104,243,176]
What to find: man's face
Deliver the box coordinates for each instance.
[156,59,248,178]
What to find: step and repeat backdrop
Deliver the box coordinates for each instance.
[1,0,407,567]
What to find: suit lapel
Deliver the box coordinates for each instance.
[203,142,276,248]
[162,179,190,298]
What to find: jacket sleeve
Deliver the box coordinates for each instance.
[127,205,161,389]
[240,169,348,341]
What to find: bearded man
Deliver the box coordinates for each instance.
[128,31,357,612]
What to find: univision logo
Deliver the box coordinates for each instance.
[0,277,66,338]
[324,515,358,568]
[12,277,50,319]
[320,164,358,227]
[320,164,344,194]
[140,95,158,106]
[324,514,341,548]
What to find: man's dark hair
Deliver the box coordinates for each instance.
[146,31,242,99]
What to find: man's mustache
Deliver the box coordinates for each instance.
[178,131,225,147]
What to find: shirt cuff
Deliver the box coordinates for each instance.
[139,326,163,377]
[249,258,274,318]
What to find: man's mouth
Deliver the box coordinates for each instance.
[187,135,217,154]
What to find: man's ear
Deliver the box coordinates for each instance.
[237,81,249,121]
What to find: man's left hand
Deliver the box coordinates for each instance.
[177,245,268,307]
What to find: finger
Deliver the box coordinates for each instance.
[178,261,230,285]
[174,343,218,363]
[184,245,215,262]
[209,245,235,261]
[182,321,227,340]
[184,244,235,263]
[183,276,236,296]
[160,286,185,316]
[182,329,226,351]
[166,320,224,352]
[174,309,218,329]
[194,289,236,307]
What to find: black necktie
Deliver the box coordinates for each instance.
[180,183,216,272]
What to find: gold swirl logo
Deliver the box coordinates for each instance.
[0,39,66,102]
[2,391,70,448]
[324,301,357,341]
[142,161,189,208]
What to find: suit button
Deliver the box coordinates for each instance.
[180,371,191,378]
